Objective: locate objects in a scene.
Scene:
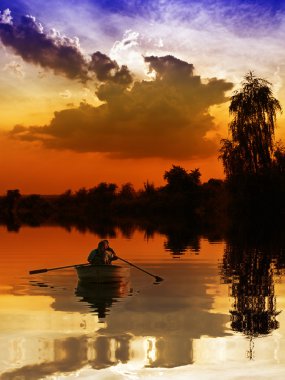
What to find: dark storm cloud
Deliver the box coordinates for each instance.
[90,51,118,81]
[0,10,89,81]
[0,9,135,85]
[145,55,194,82]
[89,51,133,102]
[10,54,233,159]
[90,51,133,85]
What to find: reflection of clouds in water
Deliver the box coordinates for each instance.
[58,356,285,380]
[0,263,230,376]
[2,333,285,379]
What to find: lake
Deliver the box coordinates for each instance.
[1,223,285,380]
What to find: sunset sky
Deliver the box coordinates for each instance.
[1,0,285,194]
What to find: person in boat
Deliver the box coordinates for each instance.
[87,240,118,265]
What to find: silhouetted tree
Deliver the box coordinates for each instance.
[17,194,53,225]
[75,187,88,202]
[88,183,117,206]
[143,181,156,195]
[118,183,136,200]
[6,189,21,213]
[163,165,201,192]
[199,179,228,219]
[56,189,74,211]
[274,142,285,174]
[220,72,282,178]
[161,166,202,215]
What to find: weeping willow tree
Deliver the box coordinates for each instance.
[220,72,282,178]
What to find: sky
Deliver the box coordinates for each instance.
[1,0,285,194]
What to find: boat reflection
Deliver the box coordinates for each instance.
[75,279,132,319]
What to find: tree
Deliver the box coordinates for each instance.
[118,183,136,200]
[88,182,117,206]
[274,142,285,174]
[163,165,201,192]
[220,72,282,178]
[6,189,21,213]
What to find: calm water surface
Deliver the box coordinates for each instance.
[0,225,285,380]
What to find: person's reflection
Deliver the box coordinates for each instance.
[221,243,280,358]
[75,280,132,319]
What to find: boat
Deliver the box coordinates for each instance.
[75,264,130,283]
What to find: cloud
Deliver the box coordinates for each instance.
[0,9,134,87]
[10,55,233,159]
[0,8,12,24]
[105,0,285,94]
[90,51,133,86]
[145,55,194,82]
[59,89,72,99]
[3,60,25,77]
[0,9,89,81]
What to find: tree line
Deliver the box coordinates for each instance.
[0,164,228,230]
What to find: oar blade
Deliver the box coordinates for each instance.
[29,268,48,275]
[155,276,164,282]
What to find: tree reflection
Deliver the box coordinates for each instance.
[164,232,200,256]
[222,246,279,335]
[221,227,284,358]
[161,221,201,257]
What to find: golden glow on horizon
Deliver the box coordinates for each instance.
[0,294,53,313]
[0,134,225,194]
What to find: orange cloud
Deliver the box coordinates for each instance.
[1,10,233,161]
[10,55,233,160]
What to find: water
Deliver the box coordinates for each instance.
[0,225,285,379]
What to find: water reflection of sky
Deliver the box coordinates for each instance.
[0,226,285,379]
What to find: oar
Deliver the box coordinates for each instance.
[116,256,163,282]
[29,263,89,275]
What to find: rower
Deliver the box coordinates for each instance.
[88,240,118,265]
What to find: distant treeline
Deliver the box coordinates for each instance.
[1,162,285,233]
[0,165,226,229]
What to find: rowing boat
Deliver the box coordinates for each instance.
[75,264,130,283]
